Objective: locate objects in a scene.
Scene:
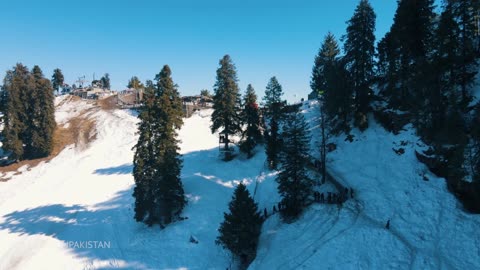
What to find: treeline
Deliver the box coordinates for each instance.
[210,55,314,268]
[311,0,480,211]
[131,55,313,269]
[0,63,57,162]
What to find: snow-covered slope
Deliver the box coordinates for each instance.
[0,97,478,270]
[251,102,480,270]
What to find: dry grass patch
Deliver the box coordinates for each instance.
[97,95,119,111]
[0,107,98,181]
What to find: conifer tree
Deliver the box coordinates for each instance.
[132,66,186,227]
[240,84,262,158]
[311,32,340,97]
[1,64,56,161]
[324,58,354,133]
[276,112,313,220]
[216,183,263,267]
[29,66,55,158]
[1,65,30,160]
[311,33,353,133]
[446,0,480,104]
[132,80,156,222]
[101,73,111,90]
[127,76,144,89]
[264,77,284,169]
[200,89,211,98]
[263,76,284,119]
[211,55,242,160]
[51,68,64,93]
[378,0,435,112]
[343,0,376,130]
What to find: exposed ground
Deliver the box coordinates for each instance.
[0,96,99,181]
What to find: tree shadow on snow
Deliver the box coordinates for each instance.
[0,189,160,269]
[0,147,269,269]
[93,163,133,175]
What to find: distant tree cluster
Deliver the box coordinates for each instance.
[0,63,56,161]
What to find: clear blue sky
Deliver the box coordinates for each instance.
[0,0,398,102]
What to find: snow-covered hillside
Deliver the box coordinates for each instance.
[252,102,480,270]
[0,97,479,270]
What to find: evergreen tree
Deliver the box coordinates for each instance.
[1,65,30,160]
[264,77,284,169]
[29,66,56,158]
[1,64,56,161]
[200,89,211,98]
[132,65,186,227]
[211,55,242,160]
[216,183,263,267]
[312,34,353,133]
[446,0,480,104]
[263,76,284,119]
[276,112,313,220]
[127,76,144,89]
[240,84,262,158]
[324,58,354,133]
[378,0,435,112]
[343,0,376,130]
[101,73,111,90]
[132,80,156,222]
[311,32,340,97]
[51,68,64,93]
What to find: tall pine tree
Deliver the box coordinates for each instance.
[211,55,242,161]
[378,0,435,113]
[51,68,64,93]
[132,65,186,227]
[446,0,480,104]
[343,0,376,130]
[29,66,56,158]
[276,112,313,220]
[216,183,263,268]
[311,32,340,97]
[240,84,262,158]
[264,77,284,169]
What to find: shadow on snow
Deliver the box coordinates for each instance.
[0,147,270,269]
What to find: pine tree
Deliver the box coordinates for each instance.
[263,76,284,119]
[446,0,480,104]
[132,80,156,223]
[101,73,111,90]
[1,64,56,161]
[132,65,186,227]
[276,112,313,220]
[324,58,354,133]
[311,32,340,97]
[211,55,242,161]
[127,76,144,89]
[240,84,262,158]
[51,68,64,93]
[1,65,30,160]
[216,183,263,267]
[200,89,211,98]
[264,77,284,169]
[29,66,55,158]
[378,0,435,112]
[343,0,376,130]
